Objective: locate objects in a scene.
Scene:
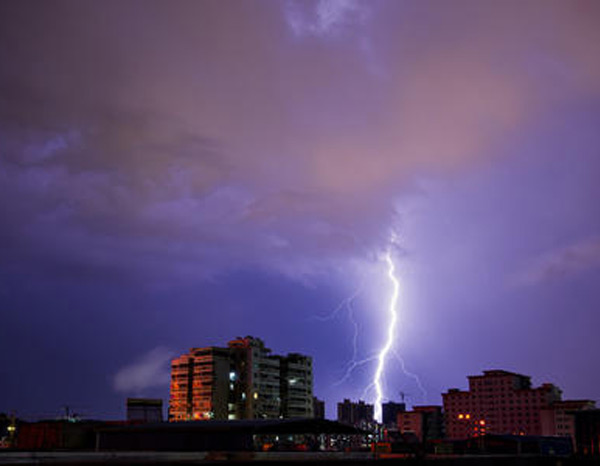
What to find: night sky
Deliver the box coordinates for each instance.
[1,1,600,421]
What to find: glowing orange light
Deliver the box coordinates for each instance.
[458,414,464,419]
[465,414,471,419]
[480,420,486,426]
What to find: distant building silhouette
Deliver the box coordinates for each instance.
[313,397,325,419]
[381,401,405,427]
[397,405,443,441]
[337,399,373,426]
[169,336,313,421]
[443,370,562,439]
[126,398,163,423]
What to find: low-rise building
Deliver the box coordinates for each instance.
[126,398,163,423]
[397,405,443,441]
[540,399,596,441]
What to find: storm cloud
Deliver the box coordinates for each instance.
[1,0,599,284]
[1,1,599,419]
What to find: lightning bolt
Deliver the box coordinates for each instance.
[310,282,378,387]
[373,249,400,422]
[312,236,425,419]
[392,349,428,403]
[311,283,364,323]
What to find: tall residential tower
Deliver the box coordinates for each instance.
[169,336,314,421]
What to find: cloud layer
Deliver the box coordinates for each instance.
[113,347,174,394]
[1,1,600,419]
[1,1,600,286]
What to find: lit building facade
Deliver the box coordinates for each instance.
[443,370,562,439]
[169,336,313,421]
[169,347,231,421]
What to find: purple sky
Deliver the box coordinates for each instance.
[1,0,600,420]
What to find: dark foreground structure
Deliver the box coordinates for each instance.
[3,418,599,465]
[573,409,600,457]
[96,418,364,451]
[1,451,600,466]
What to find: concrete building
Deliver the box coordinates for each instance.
[169,347,231,421]
[169,336,313,421]
[540,399,595,441]
[228,336,282,419]
[443,370,562,439]
[397,406,443,442]
[279,353,314,418]
[381,401,405,428]
[126,398,163,423]
[337,399,373,426]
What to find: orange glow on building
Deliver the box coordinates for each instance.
[168,337,314,421]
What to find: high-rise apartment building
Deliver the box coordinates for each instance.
[168,336,313,421]
[442,370,562,439]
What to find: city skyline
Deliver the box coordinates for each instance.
[1,0,600,421]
